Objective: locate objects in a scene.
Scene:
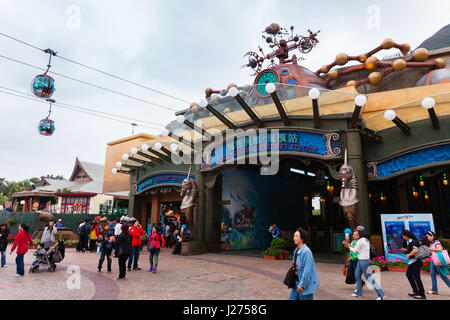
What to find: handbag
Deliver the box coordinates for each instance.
[283,248,299,289]
[415,245,432,260]
[431,250,450,266]
[147,242,155,252]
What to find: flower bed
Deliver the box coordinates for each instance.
[371,256,430,273]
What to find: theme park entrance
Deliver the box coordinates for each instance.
[219,157,347,253]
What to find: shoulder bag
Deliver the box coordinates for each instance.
[415,245,432,260]
[283,248,299,289]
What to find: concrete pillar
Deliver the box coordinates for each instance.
[205,174,222,252]
[345,129,371,232]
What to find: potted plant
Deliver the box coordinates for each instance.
[420,257,432,274]
[370,256,389,271]
[387,258,408,272]
[262,248,278,260]
[7,234,15,243]
[8,218,17,226]
[278,249,289,260]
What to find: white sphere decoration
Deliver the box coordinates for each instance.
[199,98,208,108]
[354,95,367,107]
[384,109,397,121]
[308,88,320,99]
[20,200,25,205]
[170,143,178,152]
[122,154,129,161]
[131,147,138,155]
[176,115,185,124]
[141,144,149,151]
[112,168,118,174]
[160,128,169,137]
[228,86,239,97]
[421,97,435,109]
[116,162,122,168]
[154,142,162,149]
[265,83,276,94]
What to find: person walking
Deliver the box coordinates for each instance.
[288,228,320,300]
[76,220,86,252]
[128,220,144,271]
[89,222,99,252]
[98,235,115,273]
[0,223,10,268]
[425,231,450,295]
[148,227,165,273]
[344,229,386,300]
[114,224,132,280]
[41,220,58,249]
[346,231,365,290]
[9,223,33,277]
[401,230,426,299]
[82,219,91,252]
[164,224,171,248]
[172,230,182,255]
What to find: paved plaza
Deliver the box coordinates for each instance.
[0,248,449,300]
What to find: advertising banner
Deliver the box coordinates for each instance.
[380,213,435,261]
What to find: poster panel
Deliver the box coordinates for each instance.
[380,213,435,261]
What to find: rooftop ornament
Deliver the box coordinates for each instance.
[241,24,320,76]
[316,39,446,88]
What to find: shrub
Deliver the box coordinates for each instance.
[270,237,287,250]
[261,248,287,257]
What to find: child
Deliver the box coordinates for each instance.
[32,243,46,266]
[172,230,182,255]
[98,236,115,272]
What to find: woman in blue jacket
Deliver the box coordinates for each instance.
[289,228,320,300]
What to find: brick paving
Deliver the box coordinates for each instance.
[0,247,449,300]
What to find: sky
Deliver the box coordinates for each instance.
[0,0,449,181]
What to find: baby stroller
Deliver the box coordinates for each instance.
[29,240,65,273]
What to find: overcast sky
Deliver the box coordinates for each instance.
[0,0,448,181]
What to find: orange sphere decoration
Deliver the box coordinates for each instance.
[359,54,367,62]
[227,83,237,89]
[412,48,429,62]
[104,226,109,231]
[346,80,357,87]
[205,88,213,95]
[392,59,407,72]
[368,72,382,85]
[328,69,339,80]
[382,38,394,49]
[435,58,446,68]
[365,56,379,70]
[320,65,329,74]
[335,53,349,66]
[401,43,411,54]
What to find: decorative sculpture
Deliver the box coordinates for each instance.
[180,167,199,241]
[339,150,359,230]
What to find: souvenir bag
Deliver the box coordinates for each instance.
[283,248,299,289]
[431,250,450,266]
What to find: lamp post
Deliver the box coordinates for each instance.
[308,88,320,128]
[422,97,439,129]
[384,109,411,135]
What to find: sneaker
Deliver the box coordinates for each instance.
[133,267,141,270]
[127,268,131,271]
[107,270,112,273]
[351,293,359,297]
[1,266,7,268]
[148,268,153,272]
[113,277,124,281]
[413,295,426,300]
[13,274,23,277]
[98,269,101,273]
[427,291,438,295]
[408,293,418,297]
[152,268,156,273]
[376,296,386,300]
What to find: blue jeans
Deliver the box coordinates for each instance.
[288,280,314,300]
[289,288,314,300]
[16,254,24,275]
[149,249,160,269]
[355,259,385,298]
[127,246,140,269]
[430,261,450,292]
[1,251,6,267]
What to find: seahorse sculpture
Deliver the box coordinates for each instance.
[339,149,359,230]
[180,167,199,241]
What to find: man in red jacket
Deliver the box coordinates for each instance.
[128,220,144,271]
[10,223,33,276]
